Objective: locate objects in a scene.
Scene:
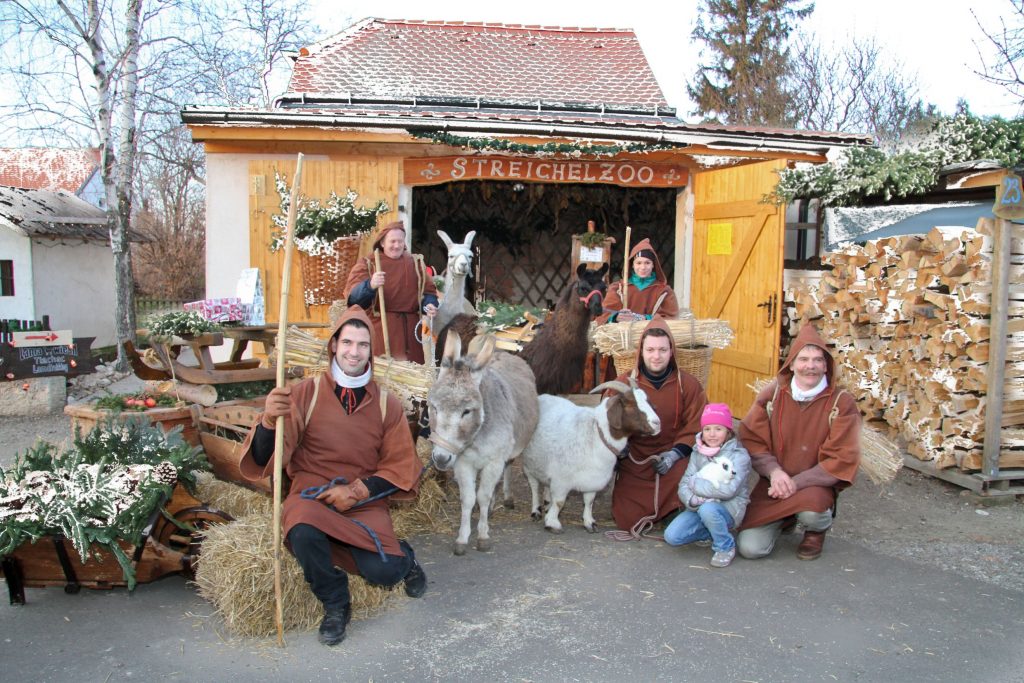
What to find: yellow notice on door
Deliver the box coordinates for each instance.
[707,222,732,255]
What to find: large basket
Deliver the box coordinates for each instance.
[297,235,363,307]
[612,346,714,389]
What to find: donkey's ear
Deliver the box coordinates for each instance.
[576,262,589,278]
[469,334,495,370]
[596,262,610,278]
[464,230,476,248]
[438,230,454,250]
[442,329,462,362]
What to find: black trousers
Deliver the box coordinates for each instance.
[287,523,413,610]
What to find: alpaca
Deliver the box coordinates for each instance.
[434,230,477,333]
[519,263,608,395]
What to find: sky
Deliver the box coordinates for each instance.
[307,0,1022,119]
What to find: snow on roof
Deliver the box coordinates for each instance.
[0,148,100,194]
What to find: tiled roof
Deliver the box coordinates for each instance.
[286,19,669,110]
[0,148,100,194]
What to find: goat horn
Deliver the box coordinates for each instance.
[589,380,631,395]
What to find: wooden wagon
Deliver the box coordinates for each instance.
[0,484,232,605]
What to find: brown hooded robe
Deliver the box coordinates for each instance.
[597,238,679,324]
[610,318,707,530]
[238,306,422,573]
[343,223,437,364]
[739,324,861,530]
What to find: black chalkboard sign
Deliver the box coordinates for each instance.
[0,337,96,380]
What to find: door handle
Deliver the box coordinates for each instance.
[757,293,777,326]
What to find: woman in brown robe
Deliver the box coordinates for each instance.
[737,324,861,561]
[597,238,679,324]
[344,221,438,363]
[609,318,707,533]
[238,306,426,645]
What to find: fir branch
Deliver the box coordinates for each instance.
[410,131,681,157]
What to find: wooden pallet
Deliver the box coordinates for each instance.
[901,455,1024,497]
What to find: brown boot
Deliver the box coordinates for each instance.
[796,529,827,561]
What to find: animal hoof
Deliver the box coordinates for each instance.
[544,525,564,535]
[476,538,493,552]
[453,542,468,556]
[584,524,598,533]
[504,500,515,510]
[530,511,542,521]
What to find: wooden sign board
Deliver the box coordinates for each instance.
[9,329,73,348]
[0,337,96,380]
[405,156,689,188]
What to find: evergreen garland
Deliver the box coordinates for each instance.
[476,300,547,332]
[771,112,1024,207]
[145,311,222,339]
[0,421,208,588]
[411,131,681,157]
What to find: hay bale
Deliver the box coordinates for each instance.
[193,514,394,638]
[195,472,272,519]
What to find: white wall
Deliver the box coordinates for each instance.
[31,238,117,346]
[0,227,35,320]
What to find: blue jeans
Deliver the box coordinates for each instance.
[663,501,736,552]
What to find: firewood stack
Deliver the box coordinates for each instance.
[790,219,1024,472]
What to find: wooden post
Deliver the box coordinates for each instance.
[982,217,1010,478]
[374,249,391,359]
[272,153,304,647]
[622,226,632,312]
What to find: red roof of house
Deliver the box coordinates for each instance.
[287,19,669,109]
[0,148,100,194]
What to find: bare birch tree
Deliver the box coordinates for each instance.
[973,0,1024,108]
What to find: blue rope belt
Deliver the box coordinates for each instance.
[300,476,399,562]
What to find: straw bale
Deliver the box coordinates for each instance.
[194,472,272,519]
[193,515,393,638]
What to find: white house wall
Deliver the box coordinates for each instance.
[0,227,35,321]
[31,238,117,346]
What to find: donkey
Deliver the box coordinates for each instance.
[520,262,609,395]
[427,333,539,555]
[434,230,478,333]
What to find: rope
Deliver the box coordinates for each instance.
[604,452,665,542]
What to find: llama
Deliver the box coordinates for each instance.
[522,379,661,533]
[427,333,539,555]
[520,263,609,394]
[434,230,477,333]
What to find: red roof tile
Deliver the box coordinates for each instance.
[287,19,668,109]
[0,148,100,194]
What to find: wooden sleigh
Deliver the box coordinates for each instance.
[123,333,303,386]
[0,485,233,605]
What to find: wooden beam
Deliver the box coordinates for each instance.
[711,347,774,375]
[695,200,765,221]
[983,217,1011,477]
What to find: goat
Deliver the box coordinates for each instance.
[520,263,609,394]
[427,332,539,555]
[521,379,661,533]
[434,230,477,333]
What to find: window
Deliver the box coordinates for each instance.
[0,260,13,296]
[784,198,825,269]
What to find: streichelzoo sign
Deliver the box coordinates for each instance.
[404,156,689,188]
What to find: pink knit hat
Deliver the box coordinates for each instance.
[701,403,733,430]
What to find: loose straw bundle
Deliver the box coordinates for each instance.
[746,379,903,484]
[591,317,734,355]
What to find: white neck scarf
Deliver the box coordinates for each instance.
[791,374,828,402]
[331,357,371,388]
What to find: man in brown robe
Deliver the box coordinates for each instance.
[239,306,426,646]
[344,220,438,363]
[597,238,679,324]
[610,318,707,533]
[737,324,861,561]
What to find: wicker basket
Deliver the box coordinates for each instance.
[297,235,363,307]
[612,345,714,389]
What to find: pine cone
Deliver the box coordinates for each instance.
[154,461,178,487]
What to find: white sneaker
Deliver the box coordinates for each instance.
[710,547,736,568]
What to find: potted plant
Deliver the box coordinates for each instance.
[271,172,391,307]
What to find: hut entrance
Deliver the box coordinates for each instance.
[411,180,677,308]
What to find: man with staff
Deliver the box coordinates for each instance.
[239,306,427,646]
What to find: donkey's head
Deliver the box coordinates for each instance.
[438,230,476,278]
[572,262,609,317]
[426,332,495,471]
[590,376,661,438]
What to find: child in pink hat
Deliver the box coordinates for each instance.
[663,403,752,567]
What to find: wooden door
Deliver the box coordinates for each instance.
[690,160,786,415]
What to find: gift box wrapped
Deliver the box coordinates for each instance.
[184,298,245,322]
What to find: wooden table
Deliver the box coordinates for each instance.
[222,323,328,362]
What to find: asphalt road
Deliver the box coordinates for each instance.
[2,516,1022,682]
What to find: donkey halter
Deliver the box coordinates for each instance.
[579,288,604,306]
[428,432,465,456]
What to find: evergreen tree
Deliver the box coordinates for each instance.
[688,0,814,126]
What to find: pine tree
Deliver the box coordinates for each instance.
[688,0,814,126]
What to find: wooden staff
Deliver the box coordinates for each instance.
[374,248,392,359]
[272,152,304,647]
[621,226,632,312]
